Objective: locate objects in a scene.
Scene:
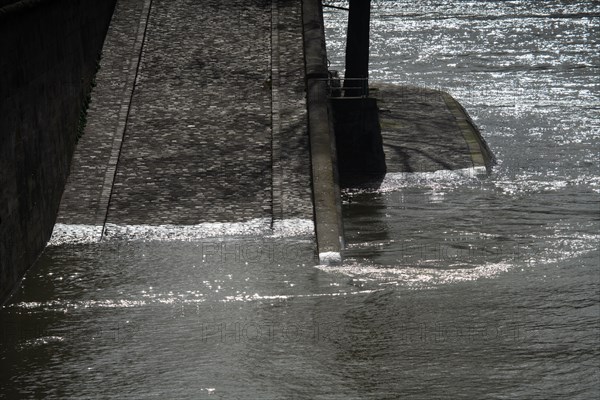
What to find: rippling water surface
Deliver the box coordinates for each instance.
[1,1,598,398]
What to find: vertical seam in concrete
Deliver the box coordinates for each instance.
[99,0,153,240]
[271,0,283,225]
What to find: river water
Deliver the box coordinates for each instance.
[1,0,598,398]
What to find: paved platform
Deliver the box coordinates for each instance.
[56,0,313,235]
[372,83,494,173]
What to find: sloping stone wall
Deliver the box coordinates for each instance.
[0,0,116,304]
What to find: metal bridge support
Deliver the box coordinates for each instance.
[333,0,385,185]
[343,0,371,97]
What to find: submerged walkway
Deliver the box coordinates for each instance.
[53,0,493,251]
[372,83,494,173]
[56,0,313,238]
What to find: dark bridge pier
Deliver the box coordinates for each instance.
[343,0,371,97]
[333,0,386,186]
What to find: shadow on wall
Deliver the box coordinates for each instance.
[0,0,117,305]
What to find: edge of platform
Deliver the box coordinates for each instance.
[302,0,344,265]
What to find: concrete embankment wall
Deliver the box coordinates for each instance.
[0,0,116,304]
[302,0,344,264]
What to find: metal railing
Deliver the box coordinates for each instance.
[323,70,370,99]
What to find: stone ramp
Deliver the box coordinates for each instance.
[55,0,313,238]
[106,0,274,225]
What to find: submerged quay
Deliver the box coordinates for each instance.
[1,0,597,397]
[1,0,492,303]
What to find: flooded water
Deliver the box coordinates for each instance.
[1,0,599,398]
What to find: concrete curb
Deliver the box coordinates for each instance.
[441,92,496,170]
[99,0,153,239]
[270,0,283,223]
[301,0,344,264]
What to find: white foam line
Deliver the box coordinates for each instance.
[11,290,380,311]
[102,218,271,241]
[272,218,315,237]
[48,219,315,246]
[48,224,103,246]
[319,251,342,264]
[317,261,513,286]
[378,167,487,190]
[222,289,381,303]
